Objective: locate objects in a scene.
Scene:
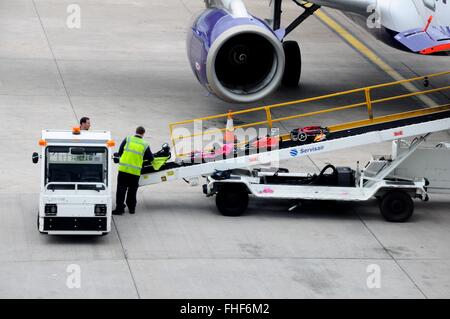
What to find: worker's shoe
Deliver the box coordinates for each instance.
[129,209,135,214]
[112,208,125,215]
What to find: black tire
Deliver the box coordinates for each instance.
[282,41,301,87]
[216,186,249,217]
[380,191,414,222]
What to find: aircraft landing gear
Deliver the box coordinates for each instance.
[282,40,301,87]
[272,1,320,88]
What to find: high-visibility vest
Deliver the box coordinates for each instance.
[118,136,149,176]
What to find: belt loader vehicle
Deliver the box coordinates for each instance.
[141,115,450,222]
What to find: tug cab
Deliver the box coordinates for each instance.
[33,128,115,235]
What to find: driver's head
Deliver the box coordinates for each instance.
[136,126,145,137]
[80,117,90,130]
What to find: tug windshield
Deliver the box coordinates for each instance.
[45,146,108,189]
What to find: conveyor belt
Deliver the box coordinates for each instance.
[140,109,450,186]
[142,107,450,174]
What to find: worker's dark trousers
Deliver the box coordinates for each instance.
[116,171,140,211]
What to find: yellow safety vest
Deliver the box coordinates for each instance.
[118,136,149,176]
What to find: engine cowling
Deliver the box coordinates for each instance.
[187,8,285,103]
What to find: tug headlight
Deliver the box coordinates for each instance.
[95,204,107,216]
[45,204,57,216]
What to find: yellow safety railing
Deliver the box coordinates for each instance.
[169,71,450,157]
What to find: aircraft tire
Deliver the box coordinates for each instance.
[282,41,301,87]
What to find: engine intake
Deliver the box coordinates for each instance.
[187,9,285,103]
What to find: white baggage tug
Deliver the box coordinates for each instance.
[33,128,115,235]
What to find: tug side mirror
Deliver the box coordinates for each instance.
[113,152,120,164]
[32,152,39,164]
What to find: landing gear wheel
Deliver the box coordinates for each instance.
[282,41,301,87]
[380,191,414,222]
[216,186,249,217]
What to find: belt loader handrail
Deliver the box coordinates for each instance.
[169,71,450,158]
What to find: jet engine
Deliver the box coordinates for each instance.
[187,4,285,103]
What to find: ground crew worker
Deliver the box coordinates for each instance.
[80,117,91,130]
[112,126,153,215]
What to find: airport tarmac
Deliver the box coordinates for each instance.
[0,0,449,298]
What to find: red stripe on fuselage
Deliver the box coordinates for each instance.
[420,43,450,54]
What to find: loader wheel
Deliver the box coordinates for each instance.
[282,41,301,87]
[380,191,414,222]
[216,186,249,217]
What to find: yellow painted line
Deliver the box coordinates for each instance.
[314,9,437,107]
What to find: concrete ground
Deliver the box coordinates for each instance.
[0,0,449,298]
